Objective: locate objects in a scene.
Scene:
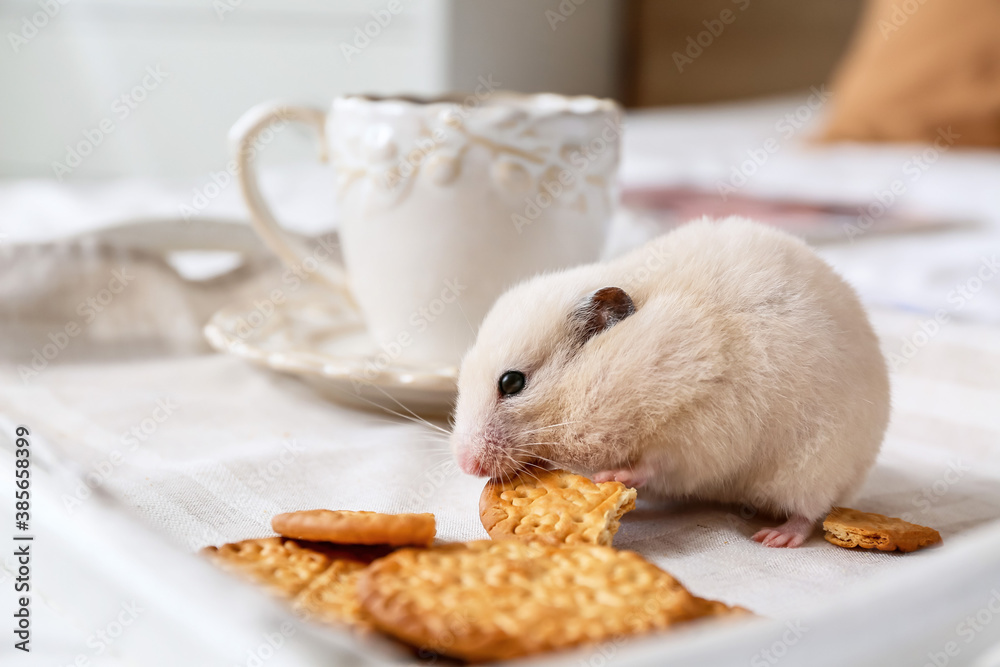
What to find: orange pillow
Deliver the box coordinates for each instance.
[820,0,1000,147]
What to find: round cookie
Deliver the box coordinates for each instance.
[292,559,373,630]
[272,510,436,547]
[357,540,723,662]
[202,537,335,598]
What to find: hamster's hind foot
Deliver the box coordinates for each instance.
[751,514,815,548]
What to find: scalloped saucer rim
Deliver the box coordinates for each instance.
[203,288,458,416]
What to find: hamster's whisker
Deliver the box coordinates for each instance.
[509,443,557,452]
[525,456,561,469]
[518,468,541,484]
[361,385,451,434]
[507,448,561,468]
[453,299,479,338]
[517,420,580,436]
[315,385,454,437]
[403,430,450,441]
[352,383,451,435]
[514,458,543,478]
[415,441,451,454]
[306,374,436,435]
[413,442,452,453]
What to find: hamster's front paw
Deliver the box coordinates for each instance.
[751,514,815,548]
[592,467,648,488]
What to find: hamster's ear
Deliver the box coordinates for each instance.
[571,286,635,344]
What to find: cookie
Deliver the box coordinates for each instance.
[292,559,373,630]
[272,510,436,547]
[479,469,637,546]
[202,537,336,598]
[357,540,733,662]
[823,507,942,553]
[690,596,754,618]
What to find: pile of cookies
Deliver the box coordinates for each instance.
[202,510,436,632]
[203,469,748,661]
[204,467,946,661]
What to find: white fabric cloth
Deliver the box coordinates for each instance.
[2,97,1000,666]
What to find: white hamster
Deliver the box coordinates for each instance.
[450,217,890,548]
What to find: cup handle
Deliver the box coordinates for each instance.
[229,101,357,308]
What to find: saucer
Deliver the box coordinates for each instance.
[203,283,458,416]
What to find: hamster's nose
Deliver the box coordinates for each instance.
[456,447,489,477]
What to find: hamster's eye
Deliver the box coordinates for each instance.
[498,371,526,396]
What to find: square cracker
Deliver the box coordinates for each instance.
[479,468,637,546]
[823,507,942,553]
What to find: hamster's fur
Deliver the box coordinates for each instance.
[451,217,890,547]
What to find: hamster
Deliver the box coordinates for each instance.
[450,217,890,548]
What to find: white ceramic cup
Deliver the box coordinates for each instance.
[231,92,621,368]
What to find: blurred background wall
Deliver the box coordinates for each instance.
[624,0,863,106]
[0,0,862,181]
